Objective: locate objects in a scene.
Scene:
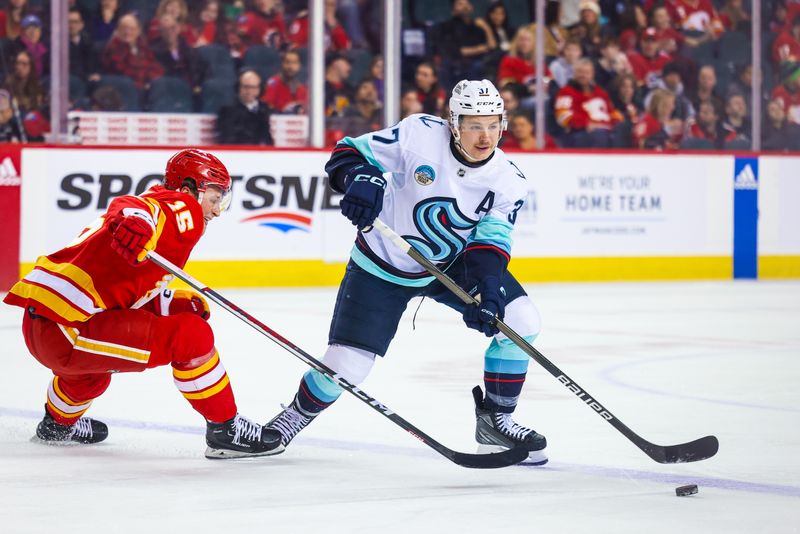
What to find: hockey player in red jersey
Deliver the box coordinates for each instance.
[3,149,284,459]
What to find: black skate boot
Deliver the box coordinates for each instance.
[205,414,285,459]
[35,408,108,444]
[473,386,548,465]
[265,397,316,447]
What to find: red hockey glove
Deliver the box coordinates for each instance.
[167,289,211,320]
[108,213,155,265]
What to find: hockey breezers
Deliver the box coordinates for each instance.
[371,218,719,464]
[146,251,528,469]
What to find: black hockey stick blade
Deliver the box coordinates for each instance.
[646,435,719,464]
[147,251,527,469]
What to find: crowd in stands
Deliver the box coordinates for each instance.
[0,0,798,151]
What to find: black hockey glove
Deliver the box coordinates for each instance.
[463,276,505,337]
[340,163,386,230]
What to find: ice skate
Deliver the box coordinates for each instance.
[265,398,316,447]
[473,386,548,465]
[205,414,284,459]
[35,409,108,445]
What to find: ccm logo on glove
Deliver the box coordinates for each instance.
[340,164,386,230]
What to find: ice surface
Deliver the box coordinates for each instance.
[1,281,798,533]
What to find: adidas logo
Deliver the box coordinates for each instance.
[0,156,20,186]
[734,163,757,190]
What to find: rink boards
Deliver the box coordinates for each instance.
[3,146,799,287]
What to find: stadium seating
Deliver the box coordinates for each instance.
[201,77,236,114]
[197,44,237,81]
[243,45,281,82]
[97,75,141,111]
[146,76,193,112]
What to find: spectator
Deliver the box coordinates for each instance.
[771,61,800,125]
[436,0,496,91]
[718,0,750,32]
[13,14,46,77]
[0,89,22,142]
[722,93,751,140]
[183,0,221,48]
[497,27,553,99]
[216,68,272,145]
[238,0,287,50]
[500,82,524,115]
[691,64,721,111]
[148,0,188,41]
[367,55,384,102]
[151,13,204,90]
[632,88,680,149]
[726,63,753,110]
[650,6,684,55]
[336,0,368,49]
[627,27,672,90]
[287,0,351,52]
[101,14,165,90]
[324,52,352,116]
[400,85,423,119]
[341,78,382,136]
[673,0,724,49]
[261,49,307,113]
[648,61,695,122]
[486,1,515,54]
[68,7,100,82]
[594,36,632,89]
[501,111,556,150]
[90,0,121,43]
[3,49,43,116]
[616,1,647,52]
[528,0,567,60]
[549,38,583,88]
[611,73,643,125]
[768,1,789,34]
[762,96,800,151]
[686,99,736,148]
[773,14,800,67]
[577,0,604,58]
[2,0,28,40]
[554,58,622,147]
[89,85,123,111]
[413,61,446,117]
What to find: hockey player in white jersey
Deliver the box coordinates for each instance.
[267,79,547,464]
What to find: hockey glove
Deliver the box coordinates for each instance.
[108,212,155,265]
[340,163,386,230]
[463,276,505,337]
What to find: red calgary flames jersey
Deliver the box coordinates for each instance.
[4,186,204,326]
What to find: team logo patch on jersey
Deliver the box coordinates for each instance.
[414,165,436,186]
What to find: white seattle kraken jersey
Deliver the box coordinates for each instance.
[340,113,529,287]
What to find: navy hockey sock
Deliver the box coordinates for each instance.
[483,371,526,414]
[294,369,342,415]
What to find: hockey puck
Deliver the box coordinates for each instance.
[675,484,699,497]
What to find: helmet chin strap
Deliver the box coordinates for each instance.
[452,129,499,163]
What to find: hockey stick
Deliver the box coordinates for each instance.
[146,251,529,469]
[371,218,719,464]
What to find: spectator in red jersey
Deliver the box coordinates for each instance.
[324,52,352,117]
[762,96,800,151]
[12,14,47,77]
[686,99,736,148]
[89,0,121,43]
[341,78,382,136]
[773,14,800,67]
[627,27,672,90]
[593,36,633,90]
[2,0,29,40]
[148,0,188,40]
[400,85,423,119]
[554,58,622,147]
[287,0,351,52]
[611,73,643,126]
[501,111,557,150]
[183,0,221,48]
[669,0,724,35]
[632,88,680,149]
[238,0,286,50]
[772,61,800,125]
[101,13,165,90]
[497,27,553,99]
[413,61,446,117]
[261,49,307,114]
[718,0,750,32]
[651,6,684,55]
[151,13,204,91]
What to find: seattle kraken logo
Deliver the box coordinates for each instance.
[405,198,477,262]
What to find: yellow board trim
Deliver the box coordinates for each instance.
[173,352,220,380]
[21,256,799,288]
[181,375,230,400]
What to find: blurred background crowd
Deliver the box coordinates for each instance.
[0,0,798,151]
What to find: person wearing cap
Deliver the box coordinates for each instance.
[772,14,800,67]
[13,14,47,77]
[627,27,672,90]
[771,61,800,126]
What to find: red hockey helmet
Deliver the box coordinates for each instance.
[165,148,231,192]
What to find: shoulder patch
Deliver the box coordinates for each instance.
[414,165,436,186]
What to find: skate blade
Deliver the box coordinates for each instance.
[204,443,285,460]
[29,435,98,446]
[477,444,548,466]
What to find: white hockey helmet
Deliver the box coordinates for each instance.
[449,79,507,140]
